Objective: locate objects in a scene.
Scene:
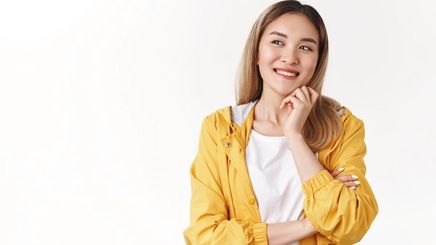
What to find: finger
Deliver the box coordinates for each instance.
[337,179,361,189]
[280,96,296,109]
[287,95,303,108]
[307,87,319,104]
[335,175,359,183]
[342,180,360,188]
[280,98,287,109]
[330,167,344,178]
[331,167,343,178]
[295,89,308,102]
[286,103,293,113]
[301,86,311,103]
[280,97,292,109]
[342,181,354,187]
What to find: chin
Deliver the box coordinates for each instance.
[272,86,296,98]
[263,79,306,97]
[276,83,300,95]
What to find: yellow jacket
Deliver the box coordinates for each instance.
[184,103,378,245]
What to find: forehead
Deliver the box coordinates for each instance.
[263,13,319,42]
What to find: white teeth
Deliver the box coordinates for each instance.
[276,69,297,77]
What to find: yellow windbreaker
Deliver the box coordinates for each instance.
[184,104,378,245]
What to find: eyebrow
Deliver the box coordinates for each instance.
[269,31,318,44]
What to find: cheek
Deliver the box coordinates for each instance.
[258,45,279,65]
[302,56,318,75]
[257,47,277,80]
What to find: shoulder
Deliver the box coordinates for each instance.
[337,106,366,143]
[203,105,231,123]
[322,95,364,130]
[197,105,232,135]
[340,106,365,129]
[319,105,367,165]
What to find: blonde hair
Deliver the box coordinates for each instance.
[236,0,342,151]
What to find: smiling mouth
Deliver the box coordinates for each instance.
[274,68,299,78]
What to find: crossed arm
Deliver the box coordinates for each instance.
[266,166,360,245]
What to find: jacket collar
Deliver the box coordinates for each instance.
[216,100,258,150]
[216,100,349,168]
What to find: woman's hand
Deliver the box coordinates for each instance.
[280,85,319,140]
[330,167,360,189]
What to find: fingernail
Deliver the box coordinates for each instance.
[354,181,360,185]
[349,186,356,190]
[351,175,358,180]
[337,167,344,172]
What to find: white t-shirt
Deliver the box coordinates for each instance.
[246,129,305,225]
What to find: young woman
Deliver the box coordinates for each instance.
[184,1,378,244]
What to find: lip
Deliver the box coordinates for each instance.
[273,67,300,80]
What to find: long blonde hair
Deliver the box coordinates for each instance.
[236,0,342,151]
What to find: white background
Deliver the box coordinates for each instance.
[0,0,435,244]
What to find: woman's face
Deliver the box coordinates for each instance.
[257,13,319,98]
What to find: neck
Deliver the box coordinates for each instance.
[254,89,289,127]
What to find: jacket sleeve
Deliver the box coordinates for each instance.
[302,115,378,244]
[183,116,268,245]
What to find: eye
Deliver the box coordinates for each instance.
[299,45,313,51]
[271,40,284,46]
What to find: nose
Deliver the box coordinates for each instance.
[280,47,299,65]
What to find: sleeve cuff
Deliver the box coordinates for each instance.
[252,223,268,244]
[302,170,334,196]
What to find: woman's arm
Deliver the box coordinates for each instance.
[288,115,378,244]
[287,133,324,182]
[266,170,359,245]
[267,219,317,245]
[280,86,377,244]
